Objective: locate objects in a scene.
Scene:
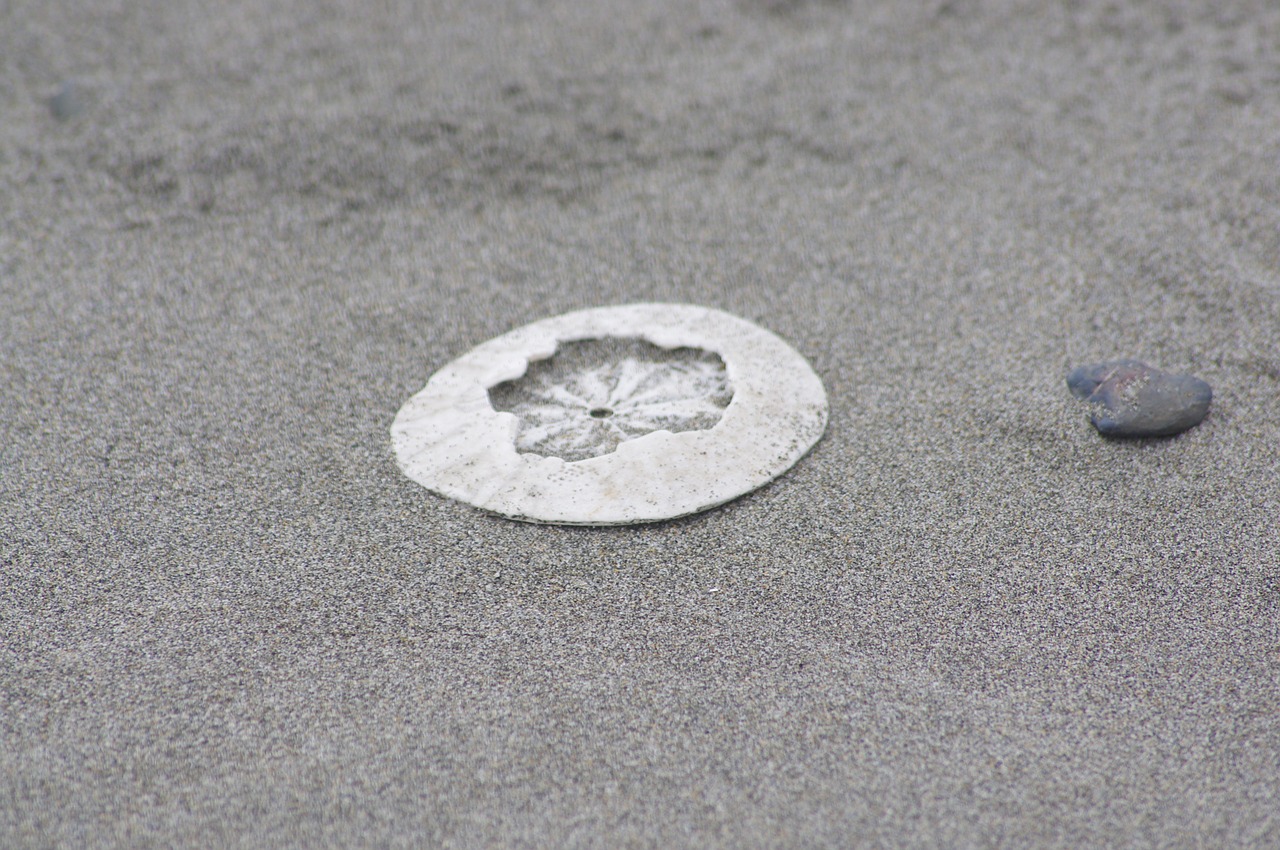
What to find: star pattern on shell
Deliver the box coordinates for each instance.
[489,339,733,462]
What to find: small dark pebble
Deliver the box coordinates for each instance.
[1066,359,1212,438]
[48,81,83,121]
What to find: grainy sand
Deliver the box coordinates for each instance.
[3,1,1278,847]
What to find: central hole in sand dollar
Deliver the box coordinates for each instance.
[488,337,733,462]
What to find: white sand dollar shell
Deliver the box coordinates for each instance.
[391,303,827,525]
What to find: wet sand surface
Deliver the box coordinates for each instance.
[3,1,1279,847]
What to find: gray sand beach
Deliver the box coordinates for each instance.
[3,1,1278,846]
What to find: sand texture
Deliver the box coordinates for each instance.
[3,1,1279,847]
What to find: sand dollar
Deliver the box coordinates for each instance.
[391,303,828,525]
